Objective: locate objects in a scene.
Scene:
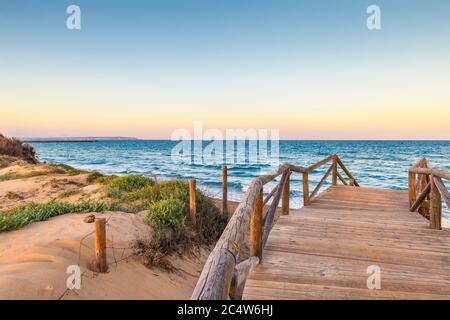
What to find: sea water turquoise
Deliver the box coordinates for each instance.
[32,140,450,223]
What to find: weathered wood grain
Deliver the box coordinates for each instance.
[243,185,450,300]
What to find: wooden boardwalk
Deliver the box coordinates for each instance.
[243,185,450,300]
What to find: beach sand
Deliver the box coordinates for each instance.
[0,163,100,211]
[0,162,219,300]
[0,211,209,300]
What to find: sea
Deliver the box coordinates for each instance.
[31,140,450,225]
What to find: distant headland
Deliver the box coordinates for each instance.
[22,137,139,143]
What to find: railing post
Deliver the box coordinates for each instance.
[332,155,338,186]
[95,218,107,273]
[282,171,291,215]
[418,160,430,215]
[430,175,442,230]
[408,171,417,208]
[302,172,310,206]
[189,179,197,225]
[250,189,263,261]
[349,178,355,186]
[222,166,229,217]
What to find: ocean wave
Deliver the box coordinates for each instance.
[32,140,450,208]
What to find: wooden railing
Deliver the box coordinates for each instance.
[409,158,450,230]
[191,154,358,300]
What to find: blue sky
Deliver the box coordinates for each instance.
[1,1,449,139]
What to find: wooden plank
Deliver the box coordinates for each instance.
[242,185,450,300]
[244,280,450,300]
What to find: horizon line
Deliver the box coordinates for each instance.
[19,137,450,142]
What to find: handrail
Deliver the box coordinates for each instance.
[302,154,359,205]
[191,154,358,300]
[408,158,450,230]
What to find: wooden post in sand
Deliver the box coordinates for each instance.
[222,166,229,217]
[189,179,197,225]
[95,218,107,273]
[250,189,263,261]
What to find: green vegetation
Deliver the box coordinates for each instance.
[0,163,227,270]
[0,163,83,182]
[103,175,158,213]
[0,170,52,182]
[0,155,21,169]
[109,174,154,192]
[48,163,81,176]
[59,189,80,198]
[87,171,104,183]
[0,201,108,232]
[147,198,185,232]
[134,179,228,271]
[0,172,15,182]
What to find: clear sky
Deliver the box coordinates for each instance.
[1,0,449,139]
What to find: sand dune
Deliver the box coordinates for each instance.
[0,211,207,300]
[0,163,98,211]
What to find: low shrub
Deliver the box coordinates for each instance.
[109,175,155,192]
[87,171,104,183]
[103,175,158,213]
[0,134,37,164]
[59,189,80,198]
[137,179,227,271]
[48,163,81,176]
[147,197,186,232]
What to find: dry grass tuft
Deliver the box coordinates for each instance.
[0,134,37,164]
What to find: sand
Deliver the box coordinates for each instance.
[0,163,100,211]
[0,211,208,300]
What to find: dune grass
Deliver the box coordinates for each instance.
[0,168,227,270]
[0,134,37,164]
[94,174,227,270]
[59,189,81,198]
[48,163,82,176]
[0,163,83,182]
[102,175,159,213]
[86,171,105,183]
[0,201,109,232]
[133,178,228,270]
